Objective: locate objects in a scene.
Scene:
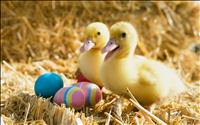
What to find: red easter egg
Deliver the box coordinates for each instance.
[77,74,91,82]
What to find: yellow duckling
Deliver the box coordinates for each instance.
[101,22,185,105]
[79,22,109,86]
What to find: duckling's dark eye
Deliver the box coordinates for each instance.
[97,32,101,35]
[121,32,126,38]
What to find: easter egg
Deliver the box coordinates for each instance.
[76,82,102,106]
[53,87,67,105]
[34,72,63,98]
[54,86,85,109]
[53,83,76,105]
[77,74,91,82]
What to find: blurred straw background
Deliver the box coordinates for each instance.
[1,1,200,125]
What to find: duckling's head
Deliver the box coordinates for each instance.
[80,22,109,52]
[102,22,138,60]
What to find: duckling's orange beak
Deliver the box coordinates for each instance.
[80,39,95,53]
[101,38,119,53]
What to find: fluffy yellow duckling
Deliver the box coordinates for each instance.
[101,22,185,105]
[79,22,109,86]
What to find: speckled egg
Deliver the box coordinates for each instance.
[76,82,102,106]
[34,72,63,98]
[54,86,85,109]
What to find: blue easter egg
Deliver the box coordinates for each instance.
[34,72,64,98]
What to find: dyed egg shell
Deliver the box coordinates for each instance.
[54,86,85,109]
[76,82,102,106]
[34,72,63,98]
[53,87,67,105]
[53,84,76,105]
[77,74,91,82]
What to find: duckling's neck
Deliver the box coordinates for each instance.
[115,46,136,60]
[89,48,101,52]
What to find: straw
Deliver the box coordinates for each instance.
[1,1,200,124]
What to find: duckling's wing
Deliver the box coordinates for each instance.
[132,56,155,85]
[136,58,166,86]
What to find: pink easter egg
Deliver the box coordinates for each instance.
[76,82,102,106]
[54,86,85,109]
[53,87,67,105]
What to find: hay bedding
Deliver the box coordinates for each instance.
[1,1,200,125]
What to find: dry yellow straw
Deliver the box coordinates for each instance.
[129,99,167,125]
[2,60,32,87]
[126,88,155,124]
[104,112,124,125]
[33,63,48,74]
[126,88,167,125]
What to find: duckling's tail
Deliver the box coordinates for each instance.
[169,72,187,96]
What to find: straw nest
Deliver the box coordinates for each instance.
[1,1,200,125]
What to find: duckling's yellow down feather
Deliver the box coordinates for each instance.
[79,22,109,86]
[101,22,185,105]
